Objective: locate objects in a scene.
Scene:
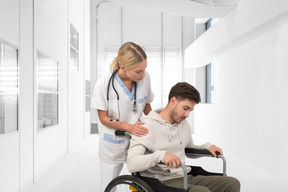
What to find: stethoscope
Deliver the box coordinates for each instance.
[107,69,137,122]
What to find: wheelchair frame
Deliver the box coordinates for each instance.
[105,131,227,192]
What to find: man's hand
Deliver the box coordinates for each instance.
[208,145,223,157]
[163,152,182,168]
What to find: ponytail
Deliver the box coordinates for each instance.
[109,57,119,72]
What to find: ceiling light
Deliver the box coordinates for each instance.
[189,0,237,7]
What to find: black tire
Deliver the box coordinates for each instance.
[105,175,154,192]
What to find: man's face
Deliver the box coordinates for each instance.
[170,98,196,124]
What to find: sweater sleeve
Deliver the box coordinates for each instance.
[127,138,166,173]
[127,122,166,173]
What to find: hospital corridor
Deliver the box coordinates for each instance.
[1,0,288,192]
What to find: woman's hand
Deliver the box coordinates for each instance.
[129,121,149,137]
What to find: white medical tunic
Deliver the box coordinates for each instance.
[91,71,154,163]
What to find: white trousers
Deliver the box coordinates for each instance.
[100,161,124,192]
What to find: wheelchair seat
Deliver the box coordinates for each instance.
[105,146,226,192]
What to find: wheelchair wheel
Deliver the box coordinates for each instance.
[105,175,154,192]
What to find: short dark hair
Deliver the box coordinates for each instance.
[168,82,201,104]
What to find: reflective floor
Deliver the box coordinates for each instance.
[24,134,287,192]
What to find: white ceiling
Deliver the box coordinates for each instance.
[109,0,238,19]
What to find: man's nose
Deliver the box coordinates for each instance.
[184,111,190,118]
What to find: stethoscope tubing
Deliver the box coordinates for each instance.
[107,69,137,122]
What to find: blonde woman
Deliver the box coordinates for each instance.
[91,42,154,191]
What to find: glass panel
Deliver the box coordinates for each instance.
[70,24,79,50]
[37,52,58,129]
[163,47,182,101]
[205,18,219,104]
[145,48,162,109]
[70,47,79,71]
[37,53,58,92]
[85,80,90,112]
[70,24,79,71]
[37,93,58,129]
[0,42,18,134]
[85,96,91,112]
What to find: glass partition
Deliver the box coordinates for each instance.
[37,52,58,129]
[70,24,79,70]
[0,42,19,134]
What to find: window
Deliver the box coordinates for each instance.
[0,42,18,134]
[103,46,182,109]
[70,24,79,70]
[85,80,91,112]
[37,52,58,129]
[206,18,219,103]
[195,18,219,103]
[163,47,182,104]
[145,48,162,109]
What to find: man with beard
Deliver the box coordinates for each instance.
[127,82,240,192]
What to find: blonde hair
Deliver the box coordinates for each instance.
[110,42,147,72]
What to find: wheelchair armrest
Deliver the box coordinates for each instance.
[185,148,227,176]
[185,148,220,157]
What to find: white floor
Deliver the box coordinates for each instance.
[24,134,288,192]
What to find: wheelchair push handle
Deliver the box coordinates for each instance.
[115,130,131,136]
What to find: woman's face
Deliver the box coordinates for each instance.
[125,59,147,82]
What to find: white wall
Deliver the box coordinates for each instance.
[19,0,34,190]
[0,0,20,192]
[67,0,85,152]
[84,0,91,138]
[0,0,90,191]
[185,0,288,191]
[33,0,68,180]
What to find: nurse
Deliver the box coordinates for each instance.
[91,42,154,191]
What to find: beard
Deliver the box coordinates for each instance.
[170,108,185,124]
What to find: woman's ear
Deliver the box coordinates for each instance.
[119,65,125,71]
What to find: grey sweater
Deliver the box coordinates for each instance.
[127,110,212,181]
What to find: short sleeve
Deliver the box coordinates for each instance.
[91,75,108,111]
[145,72,154,104]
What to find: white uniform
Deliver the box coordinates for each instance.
[91,71,154,191]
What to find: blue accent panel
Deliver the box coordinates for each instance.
[103,133,125,144]
[138,96,147,104]
[115,74,137,101]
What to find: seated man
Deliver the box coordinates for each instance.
[127,82,240,192]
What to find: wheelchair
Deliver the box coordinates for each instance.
[105,131,227,192]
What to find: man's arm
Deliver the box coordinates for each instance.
[127,137,166,173]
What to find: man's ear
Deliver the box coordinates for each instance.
[170,96,177,106]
